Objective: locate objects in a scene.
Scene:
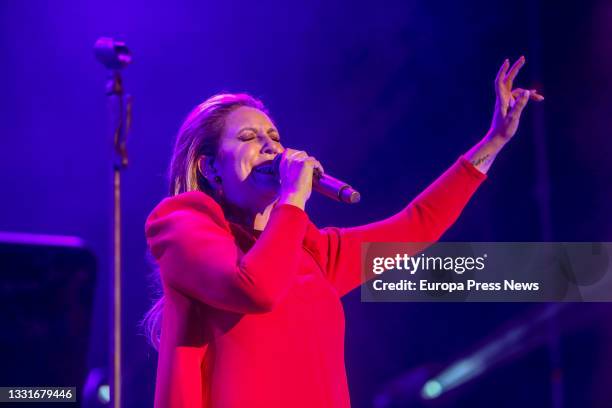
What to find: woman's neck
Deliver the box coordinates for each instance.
[224,200,276,232]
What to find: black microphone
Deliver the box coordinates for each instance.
[94,37,132,70]
[271,155,361,204]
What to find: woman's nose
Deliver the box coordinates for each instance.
[262,140,283,155]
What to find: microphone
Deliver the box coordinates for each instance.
[94,37,132,70]
[271,155,361,204]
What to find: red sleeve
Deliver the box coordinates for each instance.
[320,156,487,297]
[145,191,309,313]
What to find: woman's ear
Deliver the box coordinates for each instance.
[198,156,220,185]
[197,156,210,179]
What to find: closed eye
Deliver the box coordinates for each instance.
[239,132,280,143]
[268,130,281,142]
[238,131,257,141]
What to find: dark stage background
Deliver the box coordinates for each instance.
[1,0,611,406]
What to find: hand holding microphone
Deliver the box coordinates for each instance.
[274,149,360,209]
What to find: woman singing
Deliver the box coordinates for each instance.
[143,57,543,407]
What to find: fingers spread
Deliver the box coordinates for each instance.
[505,55,526,85]
[495,59,510,90]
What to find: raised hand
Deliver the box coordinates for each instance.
[489,56,544,145]
[464,56,544,174]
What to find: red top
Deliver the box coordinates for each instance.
[145,156,486,408]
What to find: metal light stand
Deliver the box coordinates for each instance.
[94,38,133,408]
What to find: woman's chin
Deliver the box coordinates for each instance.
[250,172,280,191]
[243,176,277,202]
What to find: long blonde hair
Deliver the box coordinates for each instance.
[142,93,268,351]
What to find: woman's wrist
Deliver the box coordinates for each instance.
[482,130,509,150]
[278,192,306,210]
[464,131,507,174]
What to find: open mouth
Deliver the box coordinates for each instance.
[252,160,276,176]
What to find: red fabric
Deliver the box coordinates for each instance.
[145,156,486,408]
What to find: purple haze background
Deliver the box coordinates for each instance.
[1,0,611,406]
